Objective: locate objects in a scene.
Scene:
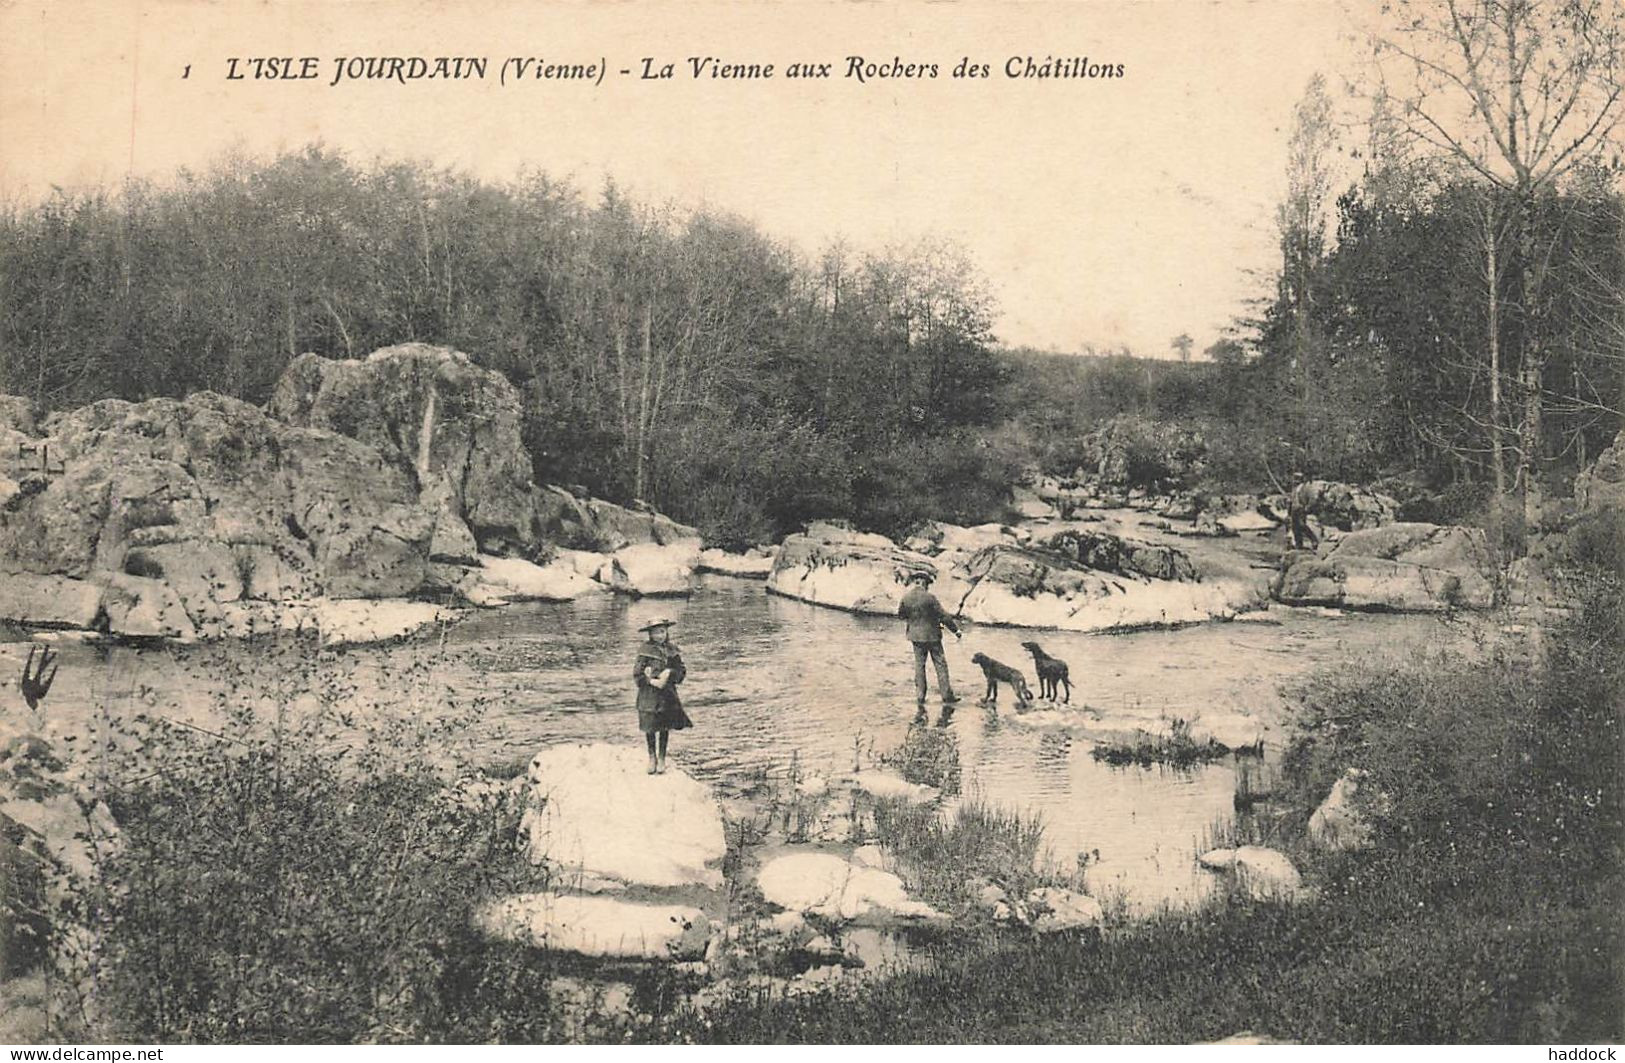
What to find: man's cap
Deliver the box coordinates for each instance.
[638,617,676,633]
[908,570,934,584]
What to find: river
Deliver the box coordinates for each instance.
[8,561,1484,914]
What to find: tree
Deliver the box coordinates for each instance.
[1370,0,1625,527]
[1170,333,1194,362]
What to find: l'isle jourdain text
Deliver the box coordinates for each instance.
[222,55,1126,87]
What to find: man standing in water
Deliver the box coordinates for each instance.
[898,570,961,711]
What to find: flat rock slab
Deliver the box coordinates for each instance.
[475,892,711,960]
[460,555,600,604]
[521,743,726,890]
[840,770,940,805]
[756,851,944,923]
[310,598,459,648]
[697,548,776,579]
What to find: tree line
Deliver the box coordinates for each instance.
[0,150,1015,544]
[1227,0,1623,553]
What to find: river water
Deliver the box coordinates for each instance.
[4,557,1484,915]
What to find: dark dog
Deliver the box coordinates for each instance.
[970,652,1033,705]
[1019,641,1071,702]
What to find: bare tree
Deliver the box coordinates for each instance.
[1369,0,1625,526]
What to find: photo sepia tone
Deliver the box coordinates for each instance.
[0,0,1621,1047]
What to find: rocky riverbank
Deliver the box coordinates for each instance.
[0,345,731,646]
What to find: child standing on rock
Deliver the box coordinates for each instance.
[634,617,690,774]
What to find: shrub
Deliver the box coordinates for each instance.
[873,796,1051,915]
[52,643,567,1043]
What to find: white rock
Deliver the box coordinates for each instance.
[596,539,701,597]
[841,770,940,805]
[475,893,710,960]
[0,793,119,881]
[100,573,197,641]
[1307,768,1378,851]
[1218,511,1279,534]
[697,547,776,579]
[1197,846,1306,902]
[765,529,933,616]
[852,844,888,870]
[520,743,725,889]
[976,883,1010,910]
[955,571,1249,633]
[311,598,458,648]
[756,852,943,923]
[462,555,600,604]
[1024,886,1104,932]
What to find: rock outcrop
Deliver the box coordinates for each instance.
[1023,887,1105,933]
[1274,522,1495,612]
[697,547,777,580]
[535,486,700,554]
[766,523,934,616]
[1288,480,1398,540]
[942,543,1253,632]
[593,540,703,598]
[270,344,541,555]
[519,744,726,890]
[0,359,701,635]
[769,520,1258,632]
[0,392,437,638]
[451,555,601,606]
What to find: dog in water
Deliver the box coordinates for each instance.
[1019,641,1071,702]
[970,652,1034,706]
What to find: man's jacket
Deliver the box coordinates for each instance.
[897,585,959,644]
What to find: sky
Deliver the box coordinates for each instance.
[0,0,1362,357]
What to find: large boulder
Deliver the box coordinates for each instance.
[1275,522,1494,612]
[534,486,700,554]
[944,544,1252,632]
[0,574,102,629]
[1288,480,1398,539]
[270,345,542,554]
[0,393,438,633]
[475,893,711,960]
[519,744,726,890]
[766,525,934,615]
[1574,431,1624,515]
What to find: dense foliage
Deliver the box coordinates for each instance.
[0,150,1013,543]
